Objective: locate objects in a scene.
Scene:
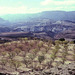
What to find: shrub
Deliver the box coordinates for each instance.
[1,52,7,57]
[11,60,21,71]
[28,54,35,61]
[38,55,45,64]
[37,42,43,50]
[14,48,21,55]
[73,54,75,61]
[1,59,7,70]
[45,46,50,53]
[51,53,56,61]
[17,44,23,50]
[32,49,38,55]
[8,51,16,60]
[73,40,75,44]
[59,38,65,41]
[23,58,30,67]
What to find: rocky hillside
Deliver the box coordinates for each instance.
[0,38,75,75]
[55,30,75,41]
[0,11,75,40]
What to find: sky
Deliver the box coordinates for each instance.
[0,0,75,15]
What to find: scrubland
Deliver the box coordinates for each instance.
[0,38,75,75]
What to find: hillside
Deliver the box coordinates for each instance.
[55,30,75,41]
[0,31,53,41]
[0,38,75,75]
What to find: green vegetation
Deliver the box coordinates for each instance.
[38,55,45,64]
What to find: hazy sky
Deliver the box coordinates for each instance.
[0,0,75,15]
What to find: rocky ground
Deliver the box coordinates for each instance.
[0,39,75,75]
[0,62,75,75]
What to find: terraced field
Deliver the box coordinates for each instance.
[0,38,75,75]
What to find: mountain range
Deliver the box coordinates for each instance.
[1,11,75,23]
[0,11,75,40]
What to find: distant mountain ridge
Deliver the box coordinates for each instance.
[0,17,11,26]
[40,11,75,21]
[0,11,75,40]
[0,11,75,23]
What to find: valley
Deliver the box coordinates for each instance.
[0,11,75,41]
[0,11,75,75]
